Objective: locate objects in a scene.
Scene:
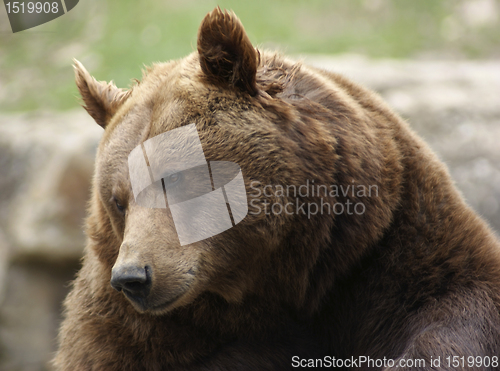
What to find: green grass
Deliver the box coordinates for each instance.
[1,0,499,112]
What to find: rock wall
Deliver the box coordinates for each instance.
[0,57,499,370]
[0,111,102,371]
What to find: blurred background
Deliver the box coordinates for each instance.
[1,0,499,370]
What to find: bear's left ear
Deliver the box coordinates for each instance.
[197,7,258,96]
[73,59,130,129]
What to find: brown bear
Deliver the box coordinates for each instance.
[53,7,500,371]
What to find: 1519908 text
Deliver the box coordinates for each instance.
[5,2,59,14]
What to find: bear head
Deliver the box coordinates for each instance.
[74,7,398,315]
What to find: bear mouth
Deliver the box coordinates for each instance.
[149,294,185,313]
[123,289,187,313]
[122,290,148,311]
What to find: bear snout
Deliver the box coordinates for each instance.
[110,264,152,299]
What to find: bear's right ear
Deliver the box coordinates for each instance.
[197,7,258,96]
[73,59,130,129]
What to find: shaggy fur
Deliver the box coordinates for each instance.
[54,8,500,370]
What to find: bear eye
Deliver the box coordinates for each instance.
[166,172,181,186]
[169,173,179,183]
[112,196,126,215]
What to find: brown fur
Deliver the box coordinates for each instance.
[54,8,500,370]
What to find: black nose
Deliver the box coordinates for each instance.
[110,265,152,298]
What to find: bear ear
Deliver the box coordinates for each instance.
[197,7,258,96]
[73,59,130,129]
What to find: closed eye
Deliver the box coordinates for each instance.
[112,196,126,215]
[164,172,182,188]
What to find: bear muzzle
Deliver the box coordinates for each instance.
[110,264,152,302]
[110,263,197,313]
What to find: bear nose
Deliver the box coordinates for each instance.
[110,265,151,297]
